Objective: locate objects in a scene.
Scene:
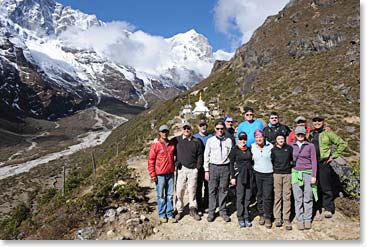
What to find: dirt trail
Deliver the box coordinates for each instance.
[129,157,360,240]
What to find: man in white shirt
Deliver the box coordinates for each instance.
[204,121,233,222]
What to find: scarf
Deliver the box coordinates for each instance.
[238,145,248,151]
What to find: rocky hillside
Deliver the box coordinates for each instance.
[104,0,360,194]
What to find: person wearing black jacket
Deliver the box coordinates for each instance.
[224,115,236,146]
[173,121,203,221]
[263,112,291,145]
[271,133,293,230]
[229,132,255,228]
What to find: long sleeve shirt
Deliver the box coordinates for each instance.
[203,135,232,172]
[173,135,203,169]
[308,129,347,162]
[271,144,293,174]
[290,141,317,177]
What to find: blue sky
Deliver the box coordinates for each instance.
[57,0,289,52]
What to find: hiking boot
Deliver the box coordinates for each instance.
[258,216,265,225]
[275,219,282,227]
[313,210,323,221]
[297,222,304,230]
[244,219,252,227]
[168,217,178,223]
[324,211,333,218]
[265,218,272,229]
[190,208,201,221]
[304,220,312,230]
[238,219,245,228]
[284,220,292,230]
[220,214,231,222]
[175,212,183,221]
[207,213,215,222]
[159,218,168,223]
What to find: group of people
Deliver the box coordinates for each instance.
[147,106,347,230]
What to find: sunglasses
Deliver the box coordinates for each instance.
[161,130,169,133]
[270,117,278,120]
[245,113,254,116]
[183,126,191,130]
[312,119,323,122]
[225,121,233,123]
[216,127,224,130]
[296,133,305,136]
[297,120,306,124]
[238,136,247,141]
[199,124,207,127]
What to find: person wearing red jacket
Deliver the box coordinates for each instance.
[287,116,313,144]
[288,116,331,144]
[148,124,176,223]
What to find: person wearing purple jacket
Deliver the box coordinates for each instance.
[290,126,317,231]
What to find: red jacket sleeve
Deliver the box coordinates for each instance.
[148,143,158,178]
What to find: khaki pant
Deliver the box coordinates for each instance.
[273,173,291,221]
[176,166,198,213]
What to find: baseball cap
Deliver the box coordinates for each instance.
[159,125,169,132]
[294,116,306,123]
[181,121,191,128]
[295,126,306,135]
[312,115,325,122]
[224,115,233,122]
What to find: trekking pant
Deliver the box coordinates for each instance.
[156,173,174,219]
[255,171,274,219]
[208,164,230,216]
[176,166,198,213]
[273,173,292,222]
[236,174,252,220]
[317,161,336,213]
[292,173,313,223]
[196,166,209,211]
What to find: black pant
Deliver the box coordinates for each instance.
[316,162,336,213]
[236,175,252,220]
[196,167,209,211]
[255,171,274,219]
[208,164,230,215]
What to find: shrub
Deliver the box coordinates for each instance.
[0,203,31,239]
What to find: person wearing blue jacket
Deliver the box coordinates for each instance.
[236,107,264,147]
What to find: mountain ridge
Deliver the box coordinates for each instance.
[0,0,233,121]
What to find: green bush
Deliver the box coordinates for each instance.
[0,203,31,239]
[38,188,58,207]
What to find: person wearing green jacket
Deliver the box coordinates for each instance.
[308,115,347,219]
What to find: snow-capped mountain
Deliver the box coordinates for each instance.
[0,0,233,120]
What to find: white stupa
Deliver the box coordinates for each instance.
[193,93,211,118]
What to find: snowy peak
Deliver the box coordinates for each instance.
[167,29,213,62]
[4,0,58,35]
[0,0,102,37]
[53,3,102,35]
